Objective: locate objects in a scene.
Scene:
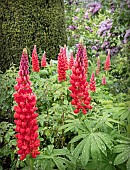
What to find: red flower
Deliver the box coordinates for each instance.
[41,51,47,67]
[83,46,88,74]
[57,48,66,82]
[104,49,111,71]
[69,43,92,114]
[69,51,74,69]
[96,56,100,75]
[102,76,106,85]
[32,45,40,72]
[89,72,96,92]
[63,45,69,70]
[14,48,40,160]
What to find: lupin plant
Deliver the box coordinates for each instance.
[57,47,66,82]
[32,45,40,72]
[89,71,96,92]
[83,46,88,74]
[102,75,107,85]
[69,51,75,69]
[104,49,111,71]
[41,51,47,67]
[69,42,92,114]
[13,48,40,161]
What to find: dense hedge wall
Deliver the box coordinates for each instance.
[0,0,67,72]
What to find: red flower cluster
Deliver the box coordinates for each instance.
[69,51,74,69]
[83,46,88,74]
[102,76,106,85]
[32,45,40,72]
[96,56,100,75]
[63,45,69,70]
[69,43,92,114]
[89,72,96,92]
[41,51,47,67]
[13,48,40,160]
[104,49,111,71]
[57,48,66,82]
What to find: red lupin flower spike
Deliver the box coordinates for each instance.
[83,46,88,74]
[57,47,66,82]
[13,48,40,161]
[104,49,111,71]
[102,76,106,85]
[41,51,47,67]
[69,51,74,69]
[96,56,100,75]
[63,45,69,70]
[69,42,92,115]
[89,71,96,92]
[32,45,40,72]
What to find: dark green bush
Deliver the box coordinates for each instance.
[0,0,67,72]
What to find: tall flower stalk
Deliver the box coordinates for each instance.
[32,45,40,72]
[104,49,111,71]
[57,48,66,82]
[69,51,74,69]
[13,48,40,161]
[89,72,96,92]
[83,46,88,74]
[69,43,92,114]
[41,51,47,67]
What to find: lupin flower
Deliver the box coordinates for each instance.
[63,45,69,70]
[32,45,40,72]
[69,51,74,69]
[102,76,106,85]
[83,46,88,74]
[69,43,92,115]
[57,48,66,82]
[41,51,47,67]
[104,49,111,71]
[96,56,100,75]
[13,48,40,161]
[89,72,96,92]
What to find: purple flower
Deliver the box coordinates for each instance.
[84,11,89,19]
[85,26,93,32]
[97,19,112,36]
[124,29,130,43]
[89,2,102,15]
[92,46,98,51]
[68,25,77,30]
[73,16,79,21]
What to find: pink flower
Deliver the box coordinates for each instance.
[14,48,40,160]
[63,45,69,70]
[69,43,92,115]
[69,52,74,69]
[32,45,40,72]
[102,76,106,85]
[89,72,96,92]
[104,49,111,71]
[57,48,66,82]
[83,46,88,74]
[41,51,47,67]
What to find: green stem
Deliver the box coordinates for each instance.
[28,156,34,170]
[61,112,65,148]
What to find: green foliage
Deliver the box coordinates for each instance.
[1,0,66,72]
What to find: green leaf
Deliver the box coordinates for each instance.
[97,133,113,151]
[53,157,66,170]
[90,134,101,162]
[94,134,107,156]
[69,134,86,143]
[80,137,90,166]
[126,158,130,170]
[73,138,86,159]
[52,148,69,156]
[114,150,130,165]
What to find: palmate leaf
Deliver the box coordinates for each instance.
[53,157,66,170]
[80,136,91,166]
[114,137,130,169]
[114,150,130,165]
[69,134,86,143]
[90,134,101,162]
[72,138,87,159]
